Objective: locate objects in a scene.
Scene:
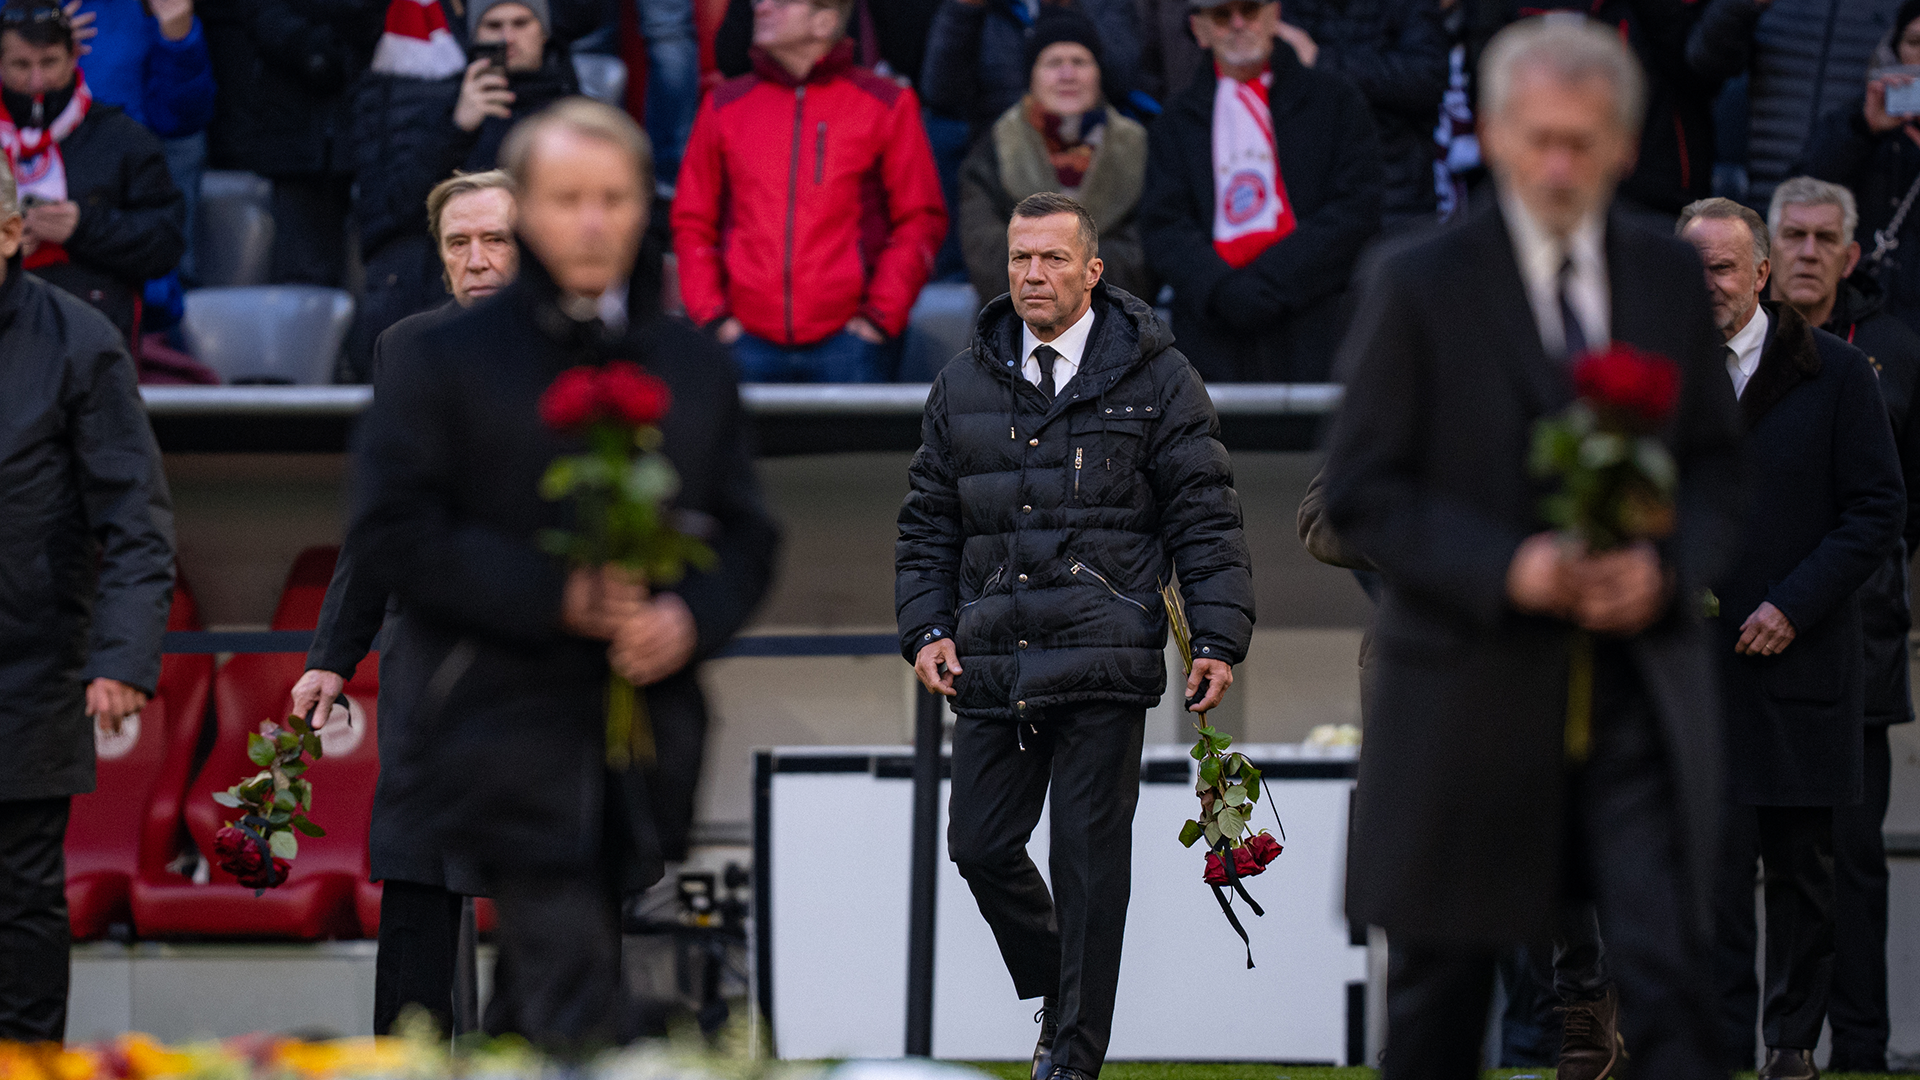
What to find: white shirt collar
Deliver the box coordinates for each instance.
[1498,185,1610,358]
[1725,304,1769,399]
[1020,303,1096,391]
[557,281,630,335]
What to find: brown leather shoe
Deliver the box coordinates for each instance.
[1757,1048,1819,1080]
[1556,986,1625,1080]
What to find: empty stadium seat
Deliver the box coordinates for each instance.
[899,283,980,382]
[181,287,354,385]
[65,583,214,941]
[130,549,380,940]
[572,54,628,106]
[196,172,274,288]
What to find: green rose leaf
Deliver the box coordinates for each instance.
[1224,785,1248,807]
[246,733,275,767]
[269,830,298,859]
[302,733,322,759]
[1203,821,1221,847]
[292,817,327,838]
[212,791,243,808]
[1178,819,1203,847]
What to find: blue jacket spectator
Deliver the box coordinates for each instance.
[76,0,214,139]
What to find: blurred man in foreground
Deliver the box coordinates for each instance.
[349,98,778,1050]
[1324,17,1744,1078]
[0,163,173,1040]
[291,168,517,1036]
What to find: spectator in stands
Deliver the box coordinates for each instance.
[291,170,515,1037]
[958,11,1149,303]
[74,0,213,282]
[1676,197,1903,1080]
[1688,0,1903,206]
[716,0,942,84]
[673,0,947,382]
[921,0,1140,131]
[1138,0,1383,382]
[201,0,384,288]
[1803,1,1920,336]
[635,0,695,193]
[0,0,184,342]
[1274,0,1447,223]
[347,0,575,377]
[1763,175,1920,1075]
[0,162,174,1042]
[350,100,779,1050]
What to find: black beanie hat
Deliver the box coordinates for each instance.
[1024,9,1106,78]
[1898,0,1920,46]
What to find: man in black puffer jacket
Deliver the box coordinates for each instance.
[897,192,1253,1080]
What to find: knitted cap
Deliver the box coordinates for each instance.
[1024,10,1104,78]
[469,0,548,39]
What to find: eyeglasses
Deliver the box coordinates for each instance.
[0,3,70,28]
[1200,0,1271,24]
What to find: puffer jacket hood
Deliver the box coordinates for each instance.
[897,282,1254,721]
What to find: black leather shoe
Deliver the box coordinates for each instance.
[1044,1066,1092,1080]
[1030,998,1057,1080]
[1757,1048,1818,1080]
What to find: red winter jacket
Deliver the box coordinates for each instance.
[672,41,948,347]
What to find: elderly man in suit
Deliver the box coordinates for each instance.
[1677,197,1905,1080]
[1323,17,1745,1079]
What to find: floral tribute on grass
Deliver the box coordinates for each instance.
[538,361,715,769]
[1163,582,1283,969]
[210,711,327,894]
[1529,342,1683,763]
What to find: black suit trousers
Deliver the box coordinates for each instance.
[1713,804,1835,1062]
[1383,651,1721,1080]
[1829,723,1893,1068]
[0,797,70,1042]
[374,880,464,1036]
[948,700,1146,1076]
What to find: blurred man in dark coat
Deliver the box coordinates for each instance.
[349,98,780,1051]
[0,164,174,1040]
[1765,175,1920,1072]
[291,169,518,1036]
[1323,18,1745,1079]
[1678,197,1905,1079]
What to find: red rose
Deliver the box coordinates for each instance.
[597,361,671,427]
[1572,345,1680,425]
[213,825,266,879]
[234,857,291,891]
[1202,844,1267,885]
[1246,831,1283,867]
[539,367,603,430]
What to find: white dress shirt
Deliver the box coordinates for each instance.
[1020,303,1096,390]
[1725,305,1769,399]
[557,281,630,334]
[1499,187,1610,359]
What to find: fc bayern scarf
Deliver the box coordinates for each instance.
[0,71,90,269]
[1210,68,1296,269]
[370,0,468,78]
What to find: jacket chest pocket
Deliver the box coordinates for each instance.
[1067,405,1157,502]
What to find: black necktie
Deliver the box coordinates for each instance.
[1558,256,1588,360]
[1034,344,1059,400]
[1724,344,1741,397]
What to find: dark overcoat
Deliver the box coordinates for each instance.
[1323,201,1746,946]
[0,263,175,801]
[347,255,781,888]
[1137,41,1384,384]
[1712,302,1904,807]
[895,283,1254,721]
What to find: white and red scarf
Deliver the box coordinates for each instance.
[370,0,467,79]
[1210,67,1296,269]
[0,70,90,269]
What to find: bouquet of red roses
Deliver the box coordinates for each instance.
[210,712,326,894]
[1164,581,1283,969]
[537,361,715,769]
[1529,343,1682,549]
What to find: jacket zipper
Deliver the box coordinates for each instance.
[814,121,826,184]
[959,565,1006,611]
[1068,557,1149,613]
[1073,447,1083,496]
[784,85,805,344]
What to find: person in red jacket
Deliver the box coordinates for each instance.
[671,0,947,382]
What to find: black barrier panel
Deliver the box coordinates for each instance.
[163,630,903,659]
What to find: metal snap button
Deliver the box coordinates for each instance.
[1017,574,1028,583]
[1028,438,1039,447]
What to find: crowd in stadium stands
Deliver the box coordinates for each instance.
[0,0,1914,384]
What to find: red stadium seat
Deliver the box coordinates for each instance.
[65,582,213,940]
[131,549,381,940]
